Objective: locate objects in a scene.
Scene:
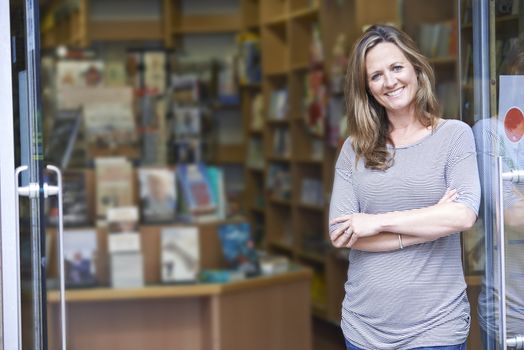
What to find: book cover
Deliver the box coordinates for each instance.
[83,102,137,148]
[177,163,216,215]
[95,157,134,222]
[269,89,288,120]
[161,226,200,283]
[173,107,201,139]
[217,222,258,274]
[110,252,144,289]
[250,93,264,131]
[56,60,104,90]
[144,51,167,95]
[63,229,97,287]
[107,206,139,234]
[172,74,200,104]
[138,168,177,223]
[173,139,202,164]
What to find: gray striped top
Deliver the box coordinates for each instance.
[329,119,481,349]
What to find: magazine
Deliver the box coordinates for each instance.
[138,168,177,223]
[217,222,258,275]
[161,226,200,282]
[177,163,216,215]
[63,229,97,287]
[95,157,134,222]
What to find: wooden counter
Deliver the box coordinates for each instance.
[47,268,313,350]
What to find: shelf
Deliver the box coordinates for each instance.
[265,67,289,77]
[295,157,323,165]
[266,118,290,125]
[247,166,265,173]
[249,128,264,135]
[250,205,266,214]
[267,155,292,162]
[296,202,324,212]
[89,20,163,42]
[290,6,319,22]
[269,196,292,206]
[173,13,242,34]
[428,56,456,65]
[269,240,294,253]
[298,250,325,265]
[263,14,288,28]
[290,60,310,71]
[240,82,262,90]
[211,144,246,164]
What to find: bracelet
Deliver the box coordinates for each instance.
[398,234,404,250]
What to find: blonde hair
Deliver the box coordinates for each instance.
[345,24,440,170]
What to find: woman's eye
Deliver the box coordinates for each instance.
[370,74,380,81]
[393,65,403,72]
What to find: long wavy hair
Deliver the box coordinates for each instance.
[345,24,440,170]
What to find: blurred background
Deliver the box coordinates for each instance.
[3,0,524,349]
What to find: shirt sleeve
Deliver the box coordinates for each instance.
[329,139,360,235]
[445,124,481,216]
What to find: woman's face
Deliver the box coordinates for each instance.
[365,42,418,117]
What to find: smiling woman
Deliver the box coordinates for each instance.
[330,25,481,350]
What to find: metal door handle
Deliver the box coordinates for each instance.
[45,165,67,350]
[16,165,67,350]
[508,335,524,349]
[496,157,524,349]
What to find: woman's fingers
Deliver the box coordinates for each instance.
[333,226,354,248]
[329,215,352,226]
[330,220,352,242]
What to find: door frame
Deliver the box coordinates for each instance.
[0,1,22,349]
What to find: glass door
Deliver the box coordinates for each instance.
[460,0,524,348]
[1,1,66,349]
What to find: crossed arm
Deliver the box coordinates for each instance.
[329,189,478,252]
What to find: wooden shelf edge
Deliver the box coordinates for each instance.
[47,268,312,303]
[289,6,319,21]
[89,20,163,42]
[174,13,242,34]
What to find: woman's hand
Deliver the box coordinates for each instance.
[329,213,382,248]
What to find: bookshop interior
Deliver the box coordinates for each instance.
[9,0,523,349]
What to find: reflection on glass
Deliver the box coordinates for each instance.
[464,0,524,347]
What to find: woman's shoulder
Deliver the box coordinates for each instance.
[439,118,471,133]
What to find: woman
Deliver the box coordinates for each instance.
[329,25,481,350]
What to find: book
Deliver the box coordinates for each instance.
[237,32,261,85]
[172,74,200,104]
[272,128,291,158]
[301,178,324,206]
[217,55,239,105]
[250,93,264,131]
[95,157,134,222]
[247,138,264,169]
[144,51,166,95]
[217,222,258,275]
[138,168,177,223]
[160,226,200,283]
[107,206,139,234]
[83,102,137,149]
[268,89,288,120]
[57,86,134,110]
[56,60,104,90]
[208,166,228,220]
[110,252,144,289]
[173,106,201,138]
[173,139,202,164]
[266,164,291,200]
[62,170,90,226]
[304,70,327,136]
[177,163,216,216]
[63,229,97,287]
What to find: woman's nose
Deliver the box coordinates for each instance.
[384,72,397,87]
